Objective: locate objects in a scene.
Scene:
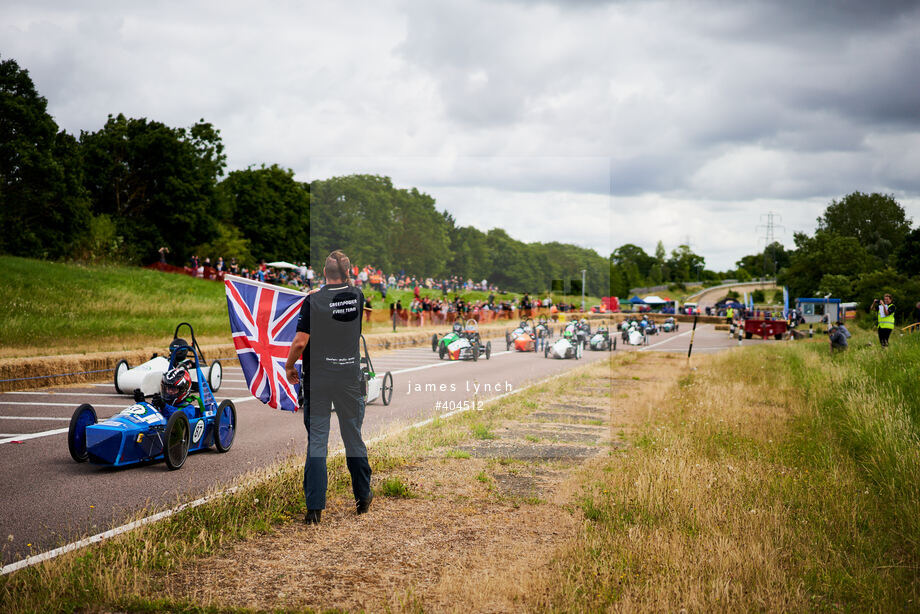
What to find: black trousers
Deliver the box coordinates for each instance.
[302,378,372,510]
[878,327,892,347]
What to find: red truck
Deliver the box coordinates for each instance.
[743,318,787,340]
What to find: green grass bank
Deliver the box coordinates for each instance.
[0,256,603,356]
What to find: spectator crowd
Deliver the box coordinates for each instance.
[152,254,597,326]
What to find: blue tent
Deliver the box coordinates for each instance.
[628,295,646,304]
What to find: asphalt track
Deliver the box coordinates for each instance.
[0,323,766,566]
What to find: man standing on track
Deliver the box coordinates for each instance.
[871,294,895,347]
[285,250,373,525]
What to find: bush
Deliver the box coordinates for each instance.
[378,476,413,498]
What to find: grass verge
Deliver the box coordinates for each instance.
[535,331,920,611]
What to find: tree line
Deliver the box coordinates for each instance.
[609,192,919,321]
[0,56,609,296]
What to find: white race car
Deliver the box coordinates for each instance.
[587,327,614,351]
[114,324,222,396]
[620,321,648,346]
[359,335,393,405]
[544,334,583,359]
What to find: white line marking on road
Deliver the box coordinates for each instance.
[638,327,697,352]
[389,351,511,375]
[0,354,601,574]
[2,392,123,398]
[0,402,123,408]
[0,416,70,421]
[0,486,241,575]
[0,428,69,445]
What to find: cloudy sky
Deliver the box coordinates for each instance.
[3,0,919,270]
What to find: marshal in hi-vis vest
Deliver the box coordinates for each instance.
[878,305,895,329]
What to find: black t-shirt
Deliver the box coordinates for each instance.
[296,284,364,381]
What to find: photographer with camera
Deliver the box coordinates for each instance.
[871,294,895,347]
[284,250,372,525]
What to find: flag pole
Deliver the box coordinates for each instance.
[687,315,698,359]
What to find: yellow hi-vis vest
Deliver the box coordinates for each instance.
[878,306,895,329]
[727,308,734,319]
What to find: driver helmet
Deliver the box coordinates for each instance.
[452,322,463,334]
[564,328,573,339]
[161,366,192,406]
[598,325,607,333]
[169,338,189,363]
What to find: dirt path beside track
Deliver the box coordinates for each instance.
[154,353,687,612]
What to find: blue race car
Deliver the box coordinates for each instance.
[67,335,237,470]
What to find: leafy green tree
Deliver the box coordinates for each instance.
[817,192,910,264]
[667,245,705,282]
[817,274,853,300]
[310,174,396,270]
[896,228,920,277]
[218,165,309,263]
[779,231,870,299]
[735,242,790,278]
[390,187,450,277]
[80,114,225,264]
[0,56,92,258]
[194,222,254,267]
[609,259,626,297]
[612,244,655,281]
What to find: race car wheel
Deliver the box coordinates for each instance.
[214,400,236,453]
[438,344,446,360]
[164,411,191,470]
[113,359,129,394]
[68,403,97,463]
[544,343,550,358]
[208,360,223,393]
[472,342,479,361]
[381,372,394,406]
[485,341,492,360]
[609,338,614,351]
[431,334,439,352]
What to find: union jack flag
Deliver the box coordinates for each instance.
[224,275,305,411]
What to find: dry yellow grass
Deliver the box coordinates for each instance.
[136,357,635,613]
[531,344,920,612]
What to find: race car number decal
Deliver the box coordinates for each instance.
[119,404,160,424]
[192,420,205,444]
[447,339,466,353]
